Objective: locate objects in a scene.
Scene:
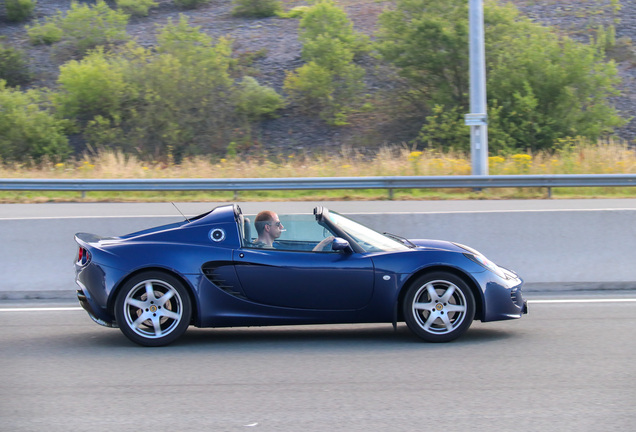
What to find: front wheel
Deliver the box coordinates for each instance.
[403,272,475,343]
[114,271,192,347]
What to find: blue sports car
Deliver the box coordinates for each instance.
[75,204,527,346]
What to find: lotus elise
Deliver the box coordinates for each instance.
[74,204,527,346]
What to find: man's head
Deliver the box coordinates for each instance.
[254,210,284,245]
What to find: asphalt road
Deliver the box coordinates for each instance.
[1,296,635,432]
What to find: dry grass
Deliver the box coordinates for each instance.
[2,140,636,179]
[2,140,636,202]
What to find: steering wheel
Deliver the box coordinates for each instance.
[312,236,335,252]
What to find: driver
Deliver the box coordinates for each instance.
[253,210,284,248]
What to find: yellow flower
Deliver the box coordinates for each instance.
[512,154,532,173]
[408,151,423,162]
[512,154,532,162]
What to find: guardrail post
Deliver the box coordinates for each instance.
[388,188,394,200]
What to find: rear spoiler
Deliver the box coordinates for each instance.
[75,232,118,246]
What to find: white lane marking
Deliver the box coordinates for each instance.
[0,307,83,312]
[1,299,636,312]
[528,299,636,304]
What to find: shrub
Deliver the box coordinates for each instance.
[26,1,129,56]
[231,0,281,18]
[235,76,285,120]
[54,48,129,121]
[0,40,31,87]
[116,0,157,17]
[278,6,309,19]
[26,19,64,45]
[284,0,367,125]
[284,61,335,109]
[81,18,240,160]
[298,0,368,56]
[0,80,71,163]
[173,0,209,10]
[59,1,129,55]
[5,0,36,22]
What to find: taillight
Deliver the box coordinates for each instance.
[77,247,91,265]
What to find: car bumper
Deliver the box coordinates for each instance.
[479,272,528,322]
[75,262,118,327]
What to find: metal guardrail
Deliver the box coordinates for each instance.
[1,174,635,198]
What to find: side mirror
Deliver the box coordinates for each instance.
[331,237,352,253]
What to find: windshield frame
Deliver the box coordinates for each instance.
[324,211,411,253]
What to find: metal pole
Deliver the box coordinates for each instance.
[466,0,489,176]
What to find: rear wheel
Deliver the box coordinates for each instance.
[114,271,191,346]
[403,272,475,342]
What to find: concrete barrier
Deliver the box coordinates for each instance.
[354,209,636,291]
[1,202,635,299]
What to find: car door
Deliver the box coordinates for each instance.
[233,248,374,310]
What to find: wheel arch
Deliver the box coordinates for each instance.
[396,265,484,322]
[108,267,199,326]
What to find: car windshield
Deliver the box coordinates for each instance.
[326,212,411,252]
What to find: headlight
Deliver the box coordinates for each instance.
[464,253,506,278]
[454,243,506,278]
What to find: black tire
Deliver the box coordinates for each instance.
[114,271,192,347]
[403,272,476,343]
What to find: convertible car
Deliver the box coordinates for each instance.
[75,204,527,346]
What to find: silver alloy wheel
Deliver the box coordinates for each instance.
[411,279,468,335]
[122,279,184,339]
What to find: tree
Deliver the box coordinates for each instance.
[377,0,625,153]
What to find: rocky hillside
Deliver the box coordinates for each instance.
[1,0,635,153]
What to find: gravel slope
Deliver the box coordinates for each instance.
[1,0,635,152]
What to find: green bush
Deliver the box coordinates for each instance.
[52,16,287,160]
[284,0,367,125]
[231,0,281,18]
[26,1,129,56]
[78,18,240,160]
[235,76,285,120]
[5,0,36,22]
[277,6,309,19]
[418,103,515,154]
[0,40,31,87]
[298,0,368,56]
[377,0,625,152]
[0,80,71,163]
[26,19,64,45]
[54,48,129,121]
[174,0,209,10]
[116,0,157,17]
[284,61,335,109]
